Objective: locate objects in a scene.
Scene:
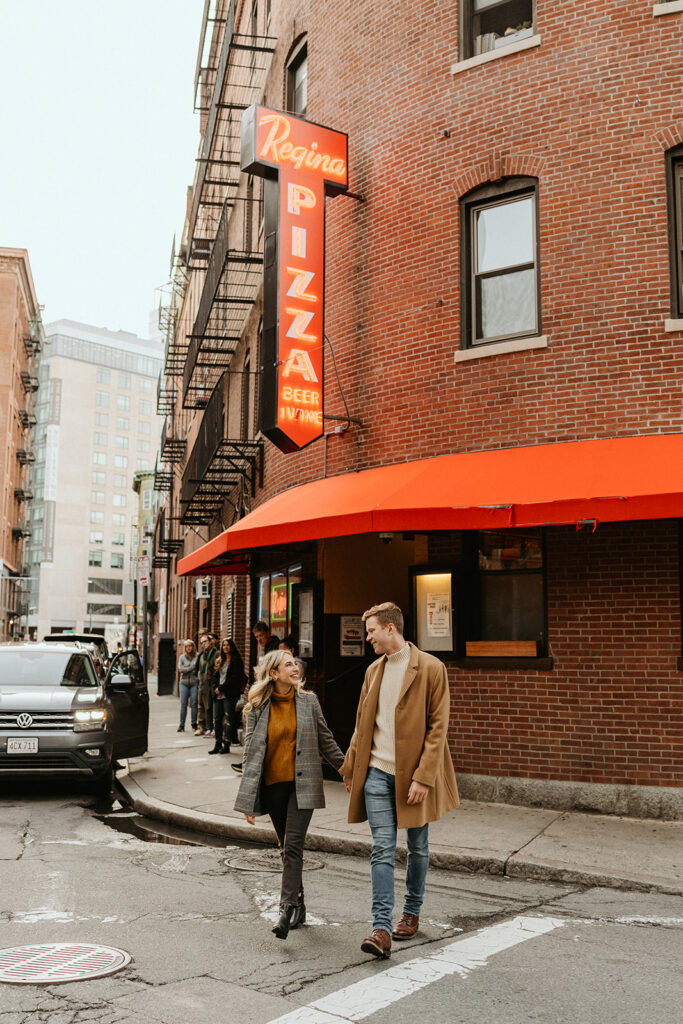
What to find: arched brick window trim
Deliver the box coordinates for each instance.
[453,152,547,200]
[282,32,308,112]
[655,124,683,151]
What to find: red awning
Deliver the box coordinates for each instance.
[178,433,683,575]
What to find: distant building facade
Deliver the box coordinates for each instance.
[29,320,162,643]
[0,247,42,639]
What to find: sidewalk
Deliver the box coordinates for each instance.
[119,691,683,895]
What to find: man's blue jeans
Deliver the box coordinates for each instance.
[363,766,429,933]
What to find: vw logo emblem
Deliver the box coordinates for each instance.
[17,714,33,729]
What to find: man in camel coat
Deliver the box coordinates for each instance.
[341,601,459,960]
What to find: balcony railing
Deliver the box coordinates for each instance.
[183,196,262,407]
[160,417,186,464]
[187,0,276,248]
[179,377,262,525]
[16,449,35,465]
[18,409,37,429]
[20,372,39,393]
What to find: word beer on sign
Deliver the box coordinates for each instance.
[241,105,348,452]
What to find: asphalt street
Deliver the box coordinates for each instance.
[0,781,681,1024]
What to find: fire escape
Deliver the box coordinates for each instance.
[179,379,262,527]
[174,0,272,531]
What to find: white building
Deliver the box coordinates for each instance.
[28,320,162,642]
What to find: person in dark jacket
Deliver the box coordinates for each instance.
[210,637,245,754]
[235,650,344,940]
[253,621,279,658]
[197,634,218,737]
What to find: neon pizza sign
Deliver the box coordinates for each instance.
[241,105,348,453]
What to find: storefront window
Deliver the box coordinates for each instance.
[466,529,545,655]
[256,564,304,641]
[270,571,287,638]
[257,576,270,626]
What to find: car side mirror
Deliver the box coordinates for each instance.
[107,673,134,690]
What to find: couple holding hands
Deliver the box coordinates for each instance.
[234,601,459,959]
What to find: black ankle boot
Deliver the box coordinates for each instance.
[272,904,296,939]
[208,743,222,754]
[290,887,306,929]
[220,744,231,754]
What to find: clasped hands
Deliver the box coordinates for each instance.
[342,777,430,804]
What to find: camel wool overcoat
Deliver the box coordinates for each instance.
[341,642,459,829]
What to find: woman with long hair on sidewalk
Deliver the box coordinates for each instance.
[177,640,199,732]
[234,649,345,939]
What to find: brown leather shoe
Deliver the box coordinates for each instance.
[392,913,419,940]
[360,928,391,959]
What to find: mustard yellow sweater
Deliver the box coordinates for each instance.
[264,687,297,785]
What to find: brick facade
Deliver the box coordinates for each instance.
[448,522,681,787]
[159,2,683,800]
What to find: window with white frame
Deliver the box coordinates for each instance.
[461,178,540,347]
[667,145,683,318]
[92,452,107,465]
[462,0,535,60]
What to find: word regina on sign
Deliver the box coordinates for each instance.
[241,105,348,452]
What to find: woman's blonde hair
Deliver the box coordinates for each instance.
[183,639,197,656]
[244,649,303,713]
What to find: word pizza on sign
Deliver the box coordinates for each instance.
[241,105,348,452]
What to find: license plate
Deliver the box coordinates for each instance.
[7,738,39,754]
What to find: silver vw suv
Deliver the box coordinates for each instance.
[0,642,149,794]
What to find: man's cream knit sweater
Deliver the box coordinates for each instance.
[368,643,411,775]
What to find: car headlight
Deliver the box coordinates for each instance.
[74,709,107,732]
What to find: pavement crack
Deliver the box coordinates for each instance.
[502,810,565,873]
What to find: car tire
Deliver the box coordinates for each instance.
[89,761,113,797]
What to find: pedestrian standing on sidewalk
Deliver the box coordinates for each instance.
[197,634,217,737]
[177,640,199,733]
[341,602,459,960]
[253,620,279,660]
[210,638,245,754]
[234,650,345,940]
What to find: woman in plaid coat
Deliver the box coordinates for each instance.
[234,649,344,939]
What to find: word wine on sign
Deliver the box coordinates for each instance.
[241,105,348,452]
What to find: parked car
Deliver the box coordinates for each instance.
[0,642,148,795]
[43,632,110,669]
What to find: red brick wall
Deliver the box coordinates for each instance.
[448,522,682,786]
[247,0,683,503]
[170,3,683,787]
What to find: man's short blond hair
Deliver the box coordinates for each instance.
[362,602,404,634]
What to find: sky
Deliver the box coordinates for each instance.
[0,1,202,340]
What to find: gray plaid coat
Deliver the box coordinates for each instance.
[233,690,344,815]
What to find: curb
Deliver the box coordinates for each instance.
[115,768,679,896]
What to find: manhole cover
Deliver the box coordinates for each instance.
[225,849,325,872]
[0,944,131,985]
